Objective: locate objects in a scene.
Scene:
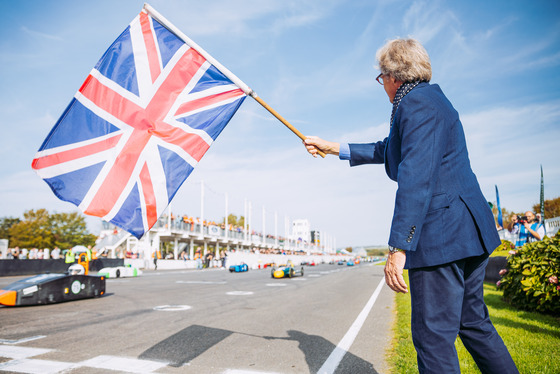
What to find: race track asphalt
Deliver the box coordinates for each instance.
[0,262,395,374]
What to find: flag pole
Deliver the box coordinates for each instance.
[251,95,325,157]
[143,3,325,158]
[540,165,546,235]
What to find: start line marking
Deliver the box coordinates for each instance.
[317,277,386,374]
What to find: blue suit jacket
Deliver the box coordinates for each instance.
[349,83,500,269]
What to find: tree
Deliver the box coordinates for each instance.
[491,206,517,230]
[222,214,245,228]
[50,212,96,249]
[532,196,560,219]
[9,209,53,249]
[9,209,96,249]
[0,217,21,242]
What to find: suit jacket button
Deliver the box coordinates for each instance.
[406,239,412,243]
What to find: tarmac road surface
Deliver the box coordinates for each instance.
[0,262,394,374]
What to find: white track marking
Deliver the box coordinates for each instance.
[0,358,75,374]
[0,345,51,359]
[317,277,385,374]
[79,355,167,372]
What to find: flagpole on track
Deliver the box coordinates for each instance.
[143,3,325,158]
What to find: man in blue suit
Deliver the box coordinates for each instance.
[305,38,517,373]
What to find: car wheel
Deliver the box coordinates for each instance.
[301,267,304,276]
[289,269,294,278]
[116,269,121,278]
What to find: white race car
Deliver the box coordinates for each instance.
[97,265,142,278]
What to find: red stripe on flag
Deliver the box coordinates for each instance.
[85,130,151,217]
[139,163,158,228]
[151,121,210,162]
[175,88,244,117]
[31,134,122,170]
[140,12,161,83]
[79,75,151,131]
[145,48,207,120]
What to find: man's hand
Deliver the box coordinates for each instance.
[304,136,340,157]
[384,250,408,293]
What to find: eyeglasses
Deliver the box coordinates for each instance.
[376,73,385,85]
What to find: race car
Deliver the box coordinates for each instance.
[0,272,106,306]
[346,259,355,266]
[97,265,142,278]
[271,261,304,279]
[229,263,249,273]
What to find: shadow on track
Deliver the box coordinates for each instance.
[139,324,378,373]
[139,324,233,367]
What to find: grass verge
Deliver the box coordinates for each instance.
[387,272,560,373]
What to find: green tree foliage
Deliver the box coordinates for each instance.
[7,209,96,249]
[491,205,517,230]
[50,212,96,249]
[9,209,54,249]
[497,233,560,315]
[532,196,560,218]
[0,217,21,242]
[222,214,245,228]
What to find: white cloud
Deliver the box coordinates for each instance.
[21,26,63,41]
[461,100,560,211]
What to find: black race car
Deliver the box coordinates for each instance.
[0,272,106,307]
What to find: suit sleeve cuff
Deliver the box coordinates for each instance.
[338,143,351,160]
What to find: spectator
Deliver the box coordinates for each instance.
[517,211,545,246]
[65,249,75,264]
[507,214,520,235]
[194,249,203,269]
[51,247,61,260]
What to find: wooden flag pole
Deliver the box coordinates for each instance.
[251,94,326,158]
[144,3,325,158]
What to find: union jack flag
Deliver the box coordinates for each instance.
[32,10,246,238]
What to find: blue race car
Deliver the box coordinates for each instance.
[229,263,249,273]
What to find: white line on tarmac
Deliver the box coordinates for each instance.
[0,345,52,359]
[226,291,254,296]
[317,276,386,374]
[0,358,76,374]
[79,355,167,372]
[0,335,45,344]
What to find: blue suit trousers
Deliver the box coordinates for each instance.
[409,254,518,373]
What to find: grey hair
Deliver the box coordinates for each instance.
[376,38,432,82]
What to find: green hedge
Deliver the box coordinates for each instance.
[497,233,560,315]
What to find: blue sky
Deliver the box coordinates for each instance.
[1,0,559,247]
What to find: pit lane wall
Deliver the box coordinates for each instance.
[0,258,124,277]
